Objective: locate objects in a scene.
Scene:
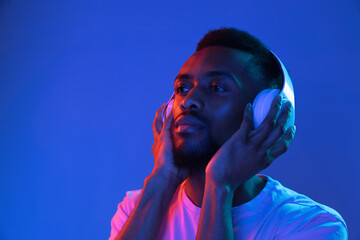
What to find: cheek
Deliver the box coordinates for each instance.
[211,105,243,146]
[172,99,182,118]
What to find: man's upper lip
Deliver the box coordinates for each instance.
[175,115,205,129]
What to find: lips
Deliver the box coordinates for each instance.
[175,115,205,133]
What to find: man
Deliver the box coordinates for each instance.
[109,28,348,239]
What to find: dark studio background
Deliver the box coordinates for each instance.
[1,0,359,239]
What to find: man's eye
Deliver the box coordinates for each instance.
[175,86,189,94]
[210,84,225,92]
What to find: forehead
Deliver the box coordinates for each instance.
[178,46,255,81]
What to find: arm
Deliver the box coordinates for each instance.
[115,173,179,240]
[196,97,295,240]
[115,104,189,240]
[196,179,235,240]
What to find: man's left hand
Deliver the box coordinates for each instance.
[205,95,296,191]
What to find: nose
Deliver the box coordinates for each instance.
[180,87,204,112]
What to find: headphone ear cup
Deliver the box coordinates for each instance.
[162,93,175,122]
[252,89,280,128]
[162,99,174,122]
[165,99,174,119]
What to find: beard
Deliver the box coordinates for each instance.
[170,118,221,172]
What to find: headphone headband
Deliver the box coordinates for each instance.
[270,51,295,109]
[252,51,295,128]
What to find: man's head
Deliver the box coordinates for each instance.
[170,27,283,171]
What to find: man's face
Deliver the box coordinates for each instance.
[170,46,267,171]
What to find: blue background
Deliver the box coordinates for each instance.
[1,0,359,239]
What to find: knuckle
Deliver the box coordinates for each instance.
[285,102,292,113]
[250,144,258,153]
[285,109,291,118]
[278,126,286,135]
[288,103,293,111]
[258,150,267,160]
[267,119,276,128]
[275,96,282,106]
[281,143,289,152]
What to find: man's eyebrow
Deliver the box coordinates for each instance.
[174,71,238,82]
[204,71,237,81]
[174,73,192,82]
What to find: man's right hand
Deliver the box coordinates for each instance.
[114,104,187,240]
[151,103,189,186]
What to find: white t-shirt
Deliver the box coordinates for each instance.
[109,175,348,240]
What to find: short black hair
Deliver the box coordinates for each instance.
[196,27,283,89]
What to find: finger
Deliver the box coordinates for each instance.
[236,103,254,142]
[152,103,166,139]
[161,107,174,135]
[267,125,296,161]
[251,95,282,146]
[261,101,293,149]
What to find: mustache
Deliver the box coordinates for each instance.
[174,111,209,126]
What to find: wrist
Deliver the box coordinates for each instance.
[148,168,183,189]
[205,168,236,193]
[205,176,236,196]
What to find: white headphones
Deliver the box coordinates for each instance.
[252,51,295,130]
[161,51,295,131]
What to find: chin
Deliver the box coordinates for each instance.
[171,128,220,171]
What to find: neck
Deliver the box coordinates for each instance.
[184,170,267,208]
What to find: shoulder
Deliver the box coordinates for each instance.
[109,189,143,240]
[117,189,143,216]
[274,203,348,239]
[263,175,348,239]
